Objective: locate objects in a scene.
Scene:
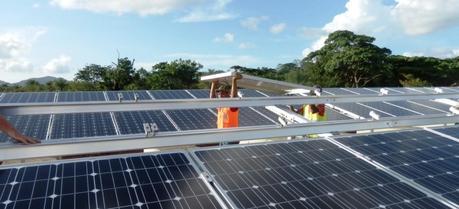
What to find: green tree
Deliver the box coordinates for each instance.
[104,57,136,90]
[304,30,394,87]
[148,59,202,89]
[74,64,108,90]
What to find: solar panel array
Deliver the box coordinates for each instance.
[338,129,459,205]
[193,139,453,209]
[323,87,454,119]
[0,152,225,209]
[0,87,456,144]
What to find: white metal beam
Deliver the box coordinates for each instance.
[1,93,459,116]
[1,113,458,161]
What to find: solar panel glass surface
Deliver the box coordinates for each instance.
[359,102,420,116]
[57,92,105,102]
[387,101,445,115]
[187,89,209,99]
[338,130,459,204]
[194,140,450,209]
[106,91,152,101]
[166,109,217,130]
[0,152,224,209]
[434,126,459,139]
[114,111,177,134]
[410,100,452,112]
[149,90,193,99]
[50,113,116,139]
[0,115,50,144]
[332,103,393,118]
[342,88,378,95]
[0,92,55,103]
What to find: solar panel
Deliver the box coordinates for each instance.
[0,115,50,144]
[106,91,152,101]
[239,89,266,97]
[433,126,459,138]
[166,109,217,130]
[187,89,210,99]
[0,152,225,209]
[387,101,446,115]
[50,113,117,139]
[149,90,193,99]
[0,92,55,103]
[343,88,378,95]
[338,130,459,204]
[57,91,105,102]
[410,100,452,112]
[323,88,354,95]
[331,102,393,118]
[251,107,281,122]
[359,102,420,116]
[388,88,424,94]
[114,111,177,134]
[238,107,276,127]
[193,140,450,209]
[325,107,353,120]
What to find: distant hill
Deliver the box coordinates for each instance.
[13,76,65,86]
[0,80,8,85]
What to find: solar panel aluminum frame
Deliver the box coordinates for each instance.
[2,92,459,116]
[325,136,458,208]
[0,149,230,209]
[2,113,459,161]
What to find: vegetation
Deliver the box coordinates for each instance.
[1,30,458,92]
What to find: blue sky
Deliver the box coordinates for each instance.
[1,0,459,82]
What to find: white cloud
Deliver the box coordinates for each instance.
[0,28,47,73]
[300,27,326,39]
[177,0,235,22]
[240,16,268,30]
[165,52,258,69]
[270,23,287,34]
[50,0,202,16]
[301,0,459,57]
[404,48,459,58]
[394,0,459,35]
[238,42,255,49]
[42,55,72,74]
[302,35,328,57]
[214,33,234,43]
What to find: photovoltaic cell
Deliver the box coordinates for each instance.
[323,88,354,96]
[343,88,378,95]
[106,91,152,101]
[0,92,55,103]
[239,89,266,97]
[50,113,116,139]
[149,90,193,99]
[57,92,105,102]
[193,140,449,209]
[0,152,224,209]
[187,89,210,99]
[325,107,353,120]
[332,102,393,118]
[338,130,459,204]
[0,115,50,144]
[387,88,424,94]
[114,111,177,134]
[410,100,452,112]
[434,126,459,139]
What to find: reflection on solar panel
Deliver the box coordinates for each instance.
[166,109,217,130]
[57,92,105,102]
[0,115,50,144]
[150,90,193,99]
[410,100,452,112]
[0,153,224,209]
[106,91,152,101]
[0,92,55,103]
[434,126,459,138]
[187,89,210,99]
[343,88,378,95]
[338,130,459,204]
[50,113,116,139]
[331,102,393,118]
[194,140,450,209]
[387,101,445,115]
[360,102,420,116]
[114,111,177,134]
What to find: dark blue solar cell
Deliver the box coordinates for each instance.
[360,102,420,116]
[332,102,393,118]
[323,88,355,95]
[114,111,177,134]
[387,101,445,115]
[0,92,55,103]
[434,126,459,138]
[410,100,452,112]
[0,153,223,209]
[343,88,378,95]
[0,114,50,144]
[187,89,210,98]
[194,140,449,209]
[338,130,459,204]
[50,112,116,139]
[149,90,193,99]
[57,91,105,102]
[166,109,217,130]
[106,91,152,101]
[239,89,266,97]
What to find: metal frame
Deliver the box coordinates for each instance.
[0,149,229,209]
[2,92,459,116]
[1,113,459,161]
